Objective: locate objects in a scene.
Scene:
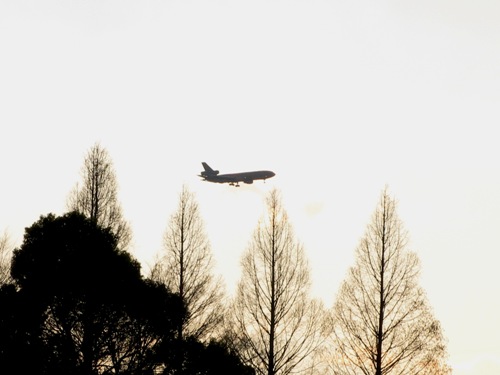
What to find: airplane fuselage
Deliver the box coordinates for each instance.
[200,163,275,186]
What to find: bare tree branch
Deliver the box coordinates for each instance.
[330,187,451,375]
[0,230,13,285]
[66,142,132,250]
[231,189,328,375]
[150,185,225,342]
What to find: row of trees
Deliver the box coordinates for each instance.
[0,143,451,374]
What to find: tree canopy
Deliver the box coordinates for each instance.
[330,188,450,375]
[231,189,327,375]
[0,212,251,375]
[151,185,225,342]
[67,142,132,249]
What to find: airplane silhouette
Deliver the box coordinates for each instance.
[199,162,275,187]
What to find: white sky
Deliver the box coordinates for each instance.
[1,1,499,374]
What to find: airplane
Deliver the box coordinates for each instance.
[199,162,275,187]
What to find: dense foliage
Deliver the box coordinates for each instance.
[0,212,252,375]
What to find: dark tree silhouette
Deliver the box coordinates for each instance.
[231,189,326,375]
[0,283,46,374]
[330,188,450,375]
[67,142,132,249]
[150,185,225,342]
[0,212,249,375]
[7,212,184,375]
[157,337,255,375]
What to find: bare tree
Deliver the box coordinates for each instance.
[150,185,225,342]
[231,189,327,375]
[67,142,132,249]
[330,187,450,375]
[0,230,13,285]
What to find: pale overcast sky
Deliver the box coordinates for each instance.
[1,1,500,374]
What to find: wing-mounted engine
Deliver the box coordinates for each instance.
[243,178,253,184]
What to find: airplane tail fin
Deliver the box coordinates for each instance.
[201,162,219,176]
[202,162,214,172]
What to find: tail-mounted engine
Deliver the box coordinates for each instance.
[201,170,219,177]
